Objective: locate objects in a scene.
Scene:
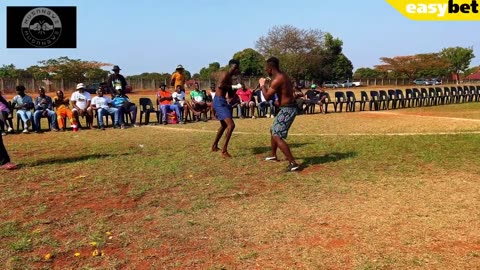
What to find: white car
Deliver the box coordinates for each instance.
[339,80,354,88]
[352,81,362,87]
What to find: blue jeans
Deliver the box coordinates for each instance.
[17,110,33,125]
[97,107,119,127]
[258,100,275,116]
[117,105,137,125]
[160,104,180,122]
[33,109,57,131]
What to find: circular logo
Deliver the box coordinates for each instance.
[21,7,62,48]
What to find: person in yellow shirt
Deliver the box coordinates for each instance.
[170,65,186,90]
[53,90,78,131]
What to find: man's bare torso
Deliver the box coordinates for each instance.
[272,72,295,106]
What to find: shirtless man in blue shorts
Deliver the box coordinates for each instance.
[260,57,300,172]
[211,59,241,158]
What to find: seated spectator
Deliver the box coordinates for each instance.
[318,87,328,114]
[256,89,277,118]
[156,84,182,125]
[172,85,187,123]
[293,83,307,114]
[305,84,322,113]
[33,87,58,133]
[91,88,120,130]
[12,85,34,133]
[53,90,78,131]
[111,89,138,128]
[0,91,13,135]
[189,82,209,122]
[71,83,93,129]
[236,83,256,119]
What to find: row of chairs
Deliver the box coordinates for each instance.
[305,85,480,113]
[138,97,277,124]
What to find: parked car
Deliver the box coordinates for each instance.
[339,80,354,88]
[85,82,109,94]
[322,81,339,88]
[413,78,429,85]
[352,81,362,87]
[429,78,442,85]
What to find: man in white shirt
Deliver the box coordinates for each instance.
[91,88,120,130]
[71,83,93,129]
[172,85,186,123]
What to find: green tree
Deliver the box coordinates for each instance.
[376,53,448,80]
[331,53,353,80]
[0,64,18,78]
[256,25,324,81]
[464,66,480,77]
[232,48,265,76]
[184,70,191,81]
[440,46,475,83]
[199,62,221,81]
[354,67,382,79]
[85,68,109,81]
[25,65,50,80]
[38,56,110,82]
[307,33,352,82]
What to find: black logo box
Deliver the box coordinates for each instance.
[6,6,76,48]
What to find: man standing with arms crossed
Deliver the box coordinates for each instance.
[211,59,241,158]
[260,57,300,172]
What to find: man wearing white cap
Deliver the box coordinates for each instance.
[170,65,186,90]
[71,83,93,129]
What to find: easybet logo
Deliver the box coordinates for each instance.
[386,0,480,20]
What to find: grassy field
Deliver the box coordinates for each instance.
[1,96,480,269]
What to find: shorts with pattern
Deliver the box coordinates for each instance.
[271,105,297,139]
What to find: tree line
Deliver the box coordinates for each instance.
[0,25,477,85]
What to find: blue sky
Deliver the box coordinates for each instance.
[1,0,479,76]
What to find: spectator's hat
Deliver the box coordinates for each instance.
[76,83,85,89]
[112,65,121,71]
[176,64,184,70]
[311,84,317,89]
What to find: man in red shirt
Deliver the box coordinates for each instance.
[156,84,182,125]
[236,83,256,119]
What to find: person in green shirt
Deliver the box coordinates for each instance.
[189,82,208,122]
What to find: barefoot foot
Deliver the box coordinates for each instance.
[221,152,232,158]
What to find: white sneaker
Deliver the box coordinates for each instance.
[265,114,270,118]
[7,127,13,132]
[23,128,29,134]
[252,116,256,119]
[270,115,275,118]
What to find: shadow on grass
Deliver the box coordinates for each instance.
[252,143,311,155]
[27,153,130,167]
[301,152,357,168]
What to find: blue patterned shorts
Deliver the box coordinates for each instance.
[271,106,297,139]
